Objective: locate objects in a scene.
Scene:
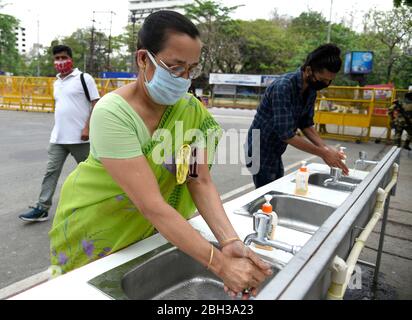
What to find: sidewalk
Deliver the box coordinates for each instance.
[346,149,412,299]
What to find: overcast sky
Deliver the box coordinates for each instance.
[2,0,394,50]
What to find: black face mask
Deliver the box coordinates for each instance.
[308,74,332,91]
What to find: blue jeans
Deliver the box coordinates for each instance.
[252,159,284,189]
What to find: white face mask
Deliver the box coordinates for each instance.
[144,52,191,105]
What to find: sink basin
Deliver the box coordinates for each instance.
[233,191,337,234]
[308,173,362,192]
[88,242,281,300]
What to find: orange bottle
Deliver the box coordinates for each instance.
[295,161,309,196]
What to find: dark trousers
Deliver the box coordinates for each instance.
[252,159,284,189]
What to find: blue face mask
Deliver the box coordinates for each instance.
[144,52,191,106]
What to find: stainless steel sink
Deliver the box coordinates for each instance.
[88,242,281,300]
[233,191,337,234]
[308,173,362,192]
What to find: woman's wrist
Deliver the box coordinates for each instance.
[220,237,242,248]
[208,247,225,277]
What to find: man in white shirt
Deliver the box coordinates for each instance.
[19,45,100,222]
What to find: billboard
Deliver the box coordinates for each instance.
[99,72,137,79]
[261,75,279,87]
[209,73,262,87]
[344,51,374,75]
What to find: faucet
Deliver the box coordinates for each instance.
[354,151,379,170]
[243,211,301,255]
[323,167,357,191]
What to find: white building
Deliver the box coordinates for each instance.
[129,0,194,22]
[14,26,27,54]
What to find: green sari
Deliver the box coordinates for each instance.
[49,94,221,273]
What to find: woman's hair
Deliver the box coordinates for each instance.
[302,44,342,73]
[137,10,200,54]
[52,45,73,58]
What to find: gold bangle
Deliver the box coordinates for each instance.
[221,237,241,247]
[207,244,214,270]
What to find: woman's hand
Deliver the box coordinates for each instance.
[220,241,272,299]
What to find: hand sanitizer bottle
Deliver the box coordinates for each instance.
[254,194,278,251]
[295,161,309,196]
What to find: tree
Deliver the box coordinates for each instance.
[111,23,141,73]
[286,11,330,69]
[365,7,412,83]
[0,13,23,74]
[237,19,296,74]
[394,0,412,7]
[181,0,242,78]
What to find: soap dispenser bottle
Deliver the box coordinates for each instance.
[295,161,309,196]
[254,194,278,251]
[339,146,347,165]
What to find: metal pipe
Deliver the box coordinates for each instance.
[357,259,376,268]
[327,0,333,43]
[372,195,390,285]
[326,163,399,300]
[373,165,398,285]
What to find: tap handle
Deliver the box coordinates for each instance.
[359,151,367,160]
[253,212,271,234]
[252,212,259,232]
[330,167,342,179]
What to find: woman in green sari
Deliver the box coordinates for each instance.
[49,10,271,298]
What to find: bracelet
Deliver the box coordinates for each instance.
[221,237,242,247]
[206,244,214,270]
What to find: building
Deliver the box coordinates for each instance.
[14,26,27,54]
[128,0,193,22]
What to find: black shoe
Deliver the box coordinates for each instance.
[19,205,49,222]
[404,145,411,151]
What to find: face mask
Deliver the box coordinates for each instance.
[308,73,331,91]
[144,52,191,106]
[54,59,73,74]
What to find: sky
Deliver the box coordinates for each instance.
[1,0,394,51]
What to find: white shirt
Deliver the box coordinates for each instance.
[50,68,100,144]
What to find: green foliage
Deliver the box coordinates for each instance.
[3,2,411,88]
[0,13,24,74]
[236,19,294,74]
[180,0,242,89]
[394,0,412,7]
[365,7,412,83]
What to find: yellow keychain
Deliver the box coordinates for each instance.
[176,144,192,185]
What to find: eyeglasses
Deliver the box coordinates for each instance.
[147,51,202,80]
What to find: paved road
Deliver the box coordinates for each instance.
[1,108,409,299]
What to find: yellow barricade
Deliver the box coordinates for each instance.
[0,76,136,113]
[0,76,26,111]
[314,86,406,143]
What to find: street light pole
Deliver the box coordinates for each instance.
[327,0,333,43]
[36,19,40,76]
[130,10,137,73]
[89,11,96,76]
